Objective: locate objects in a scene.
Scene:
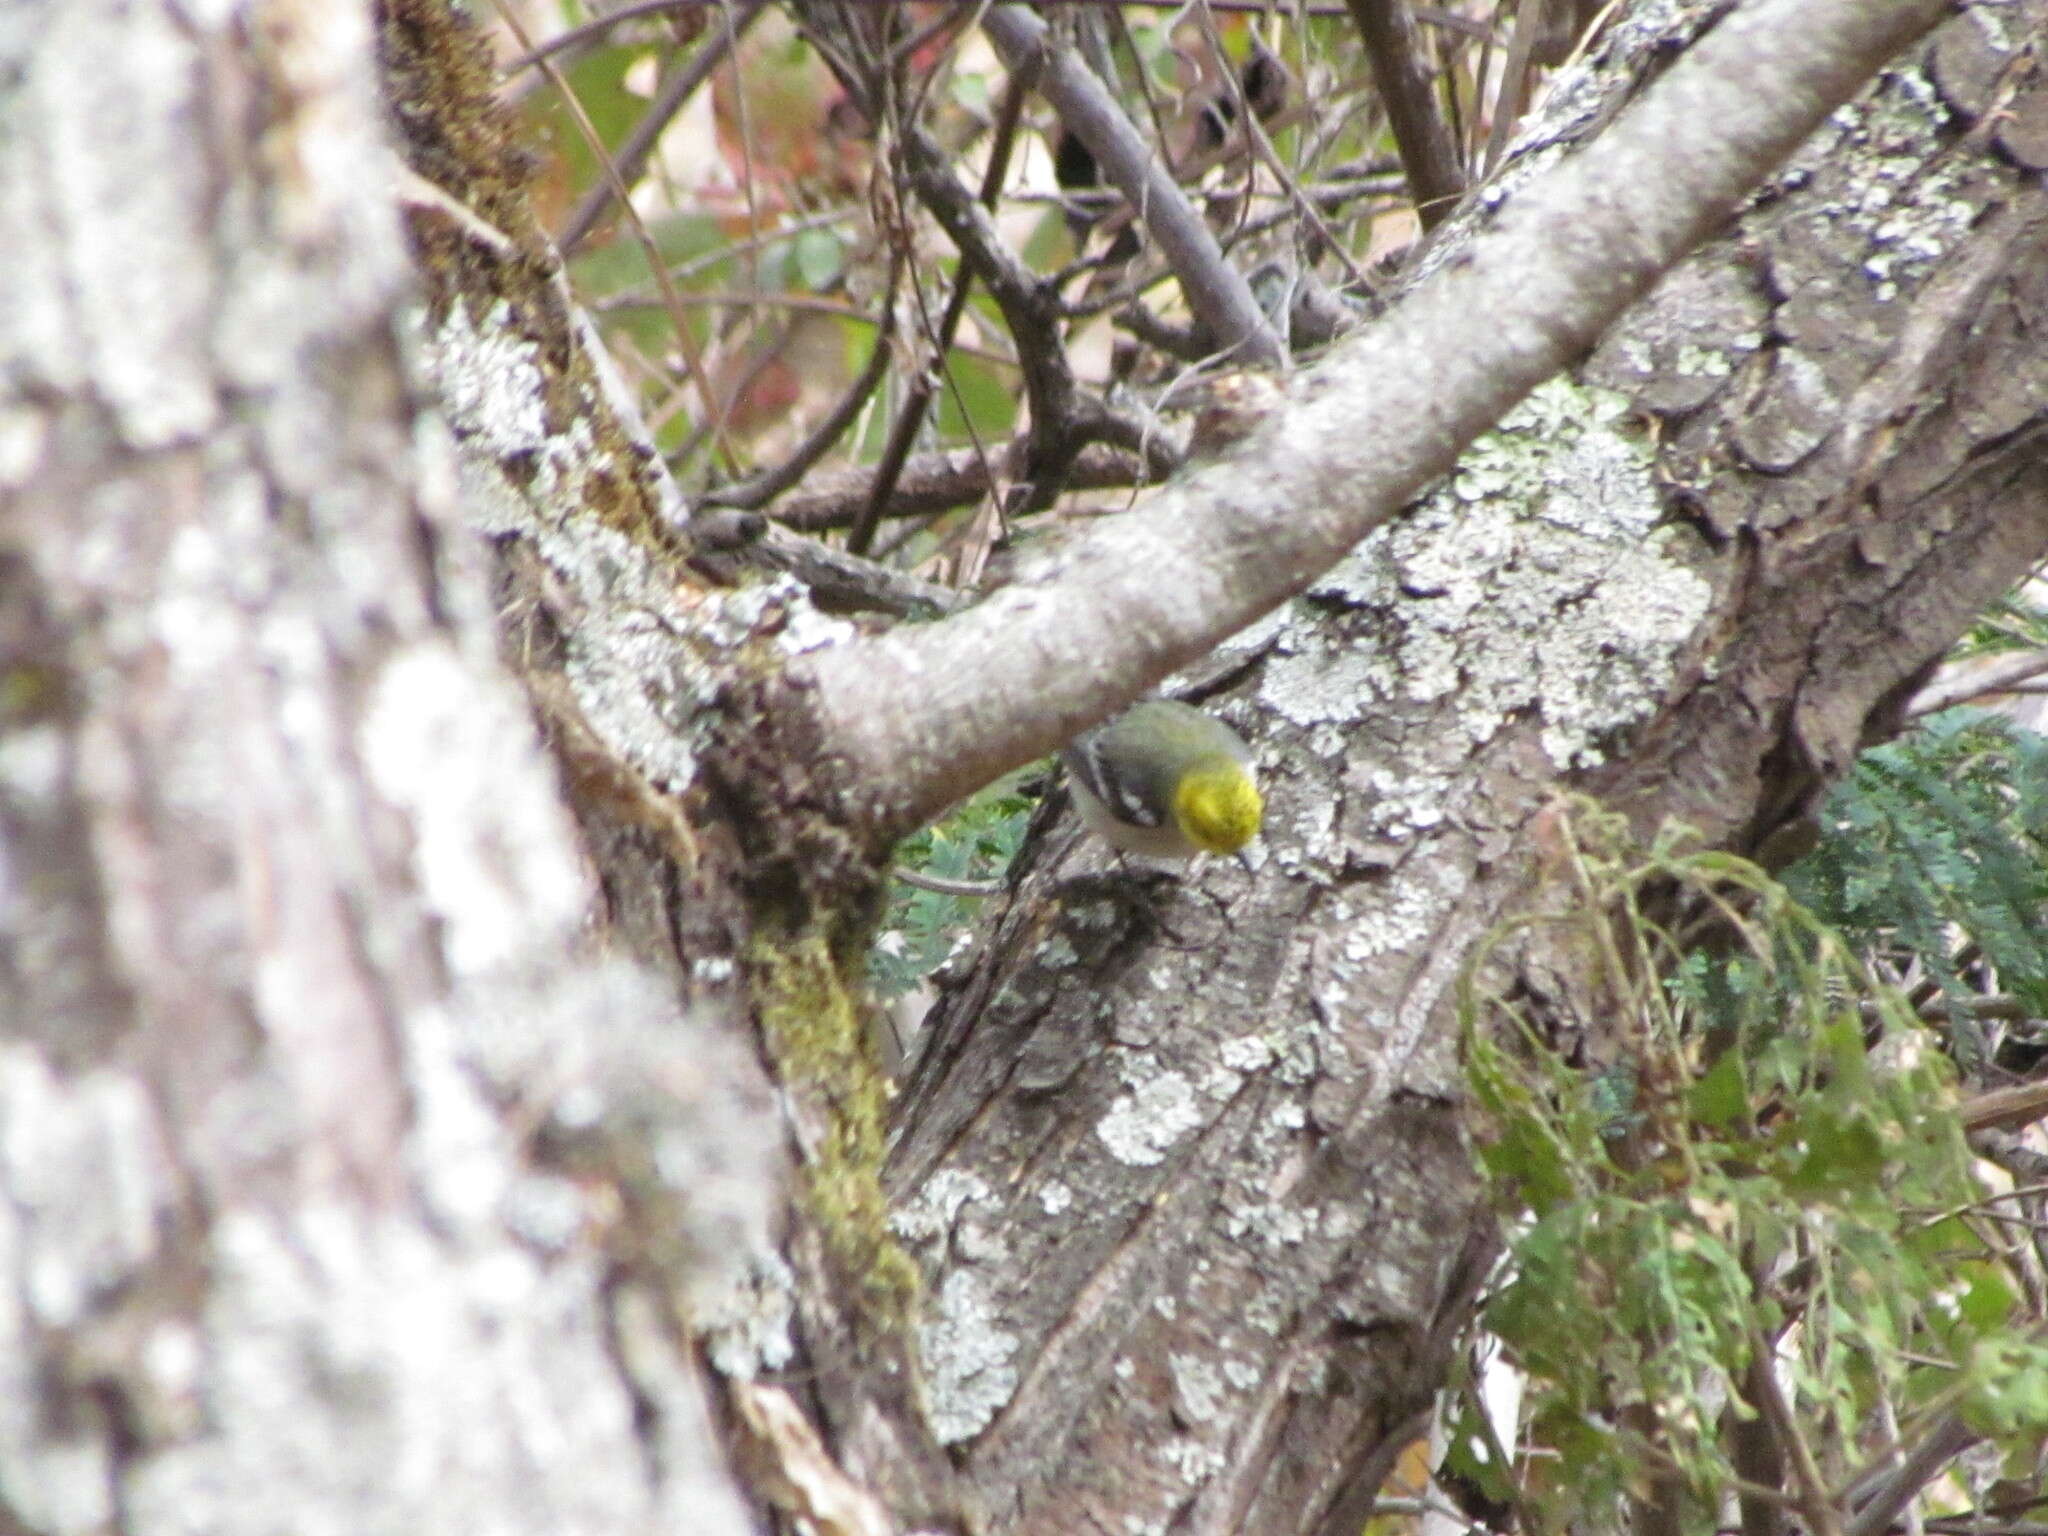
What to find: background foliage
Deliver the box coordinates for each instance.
[481,3,2048,1528]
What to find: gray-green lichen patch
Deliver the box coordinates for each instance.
[1770,55,1973,306]
[417,301,552,502]
[1096,1062,1205,1167]
[893,1168,1023,1440]
[1260,378,1712,808]
[696,1251,797,1380]
[363,642,590,979]
[420,287,860,799]
[1168,1352,1227,1424]
[1221,1195,1314,1249]
[1161,1434,1228,1484]
[120,1203,653,1532]
[416,296,807,794]
[13,2,221,448]
[1216,1034,1275,1075]
[919,1269,1021,1446]
[0,1051,170,1332]
[1340,861,1459,960]
[438,958,784,1373]
[890,1167,998,1246]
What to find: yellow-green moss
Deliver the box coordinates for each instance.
[748,928,919,1327]
[376,0,686,566]
[0,664,63,724]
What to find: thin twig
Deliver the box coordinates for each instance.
[1908,646,2048,716]
[852,59,1030,555]
[1061,170,1403,326]
[491,0,738,470]
[892,866,1005,897]
[981,4,1286,369]
[556,3,764,253]
[748,526,967,619]
[598,291,1020,369]
[1186,6,1369,297]
[897,120,1089,514]
[701,257,906,512]
[768,441,1161,531]
[1483,0,1554,174]
[504,0,698,75]
[1744,1326,1848,1536]
[1102,3,1176,164]
[1343,0,1467,228]
[721,0,765,302]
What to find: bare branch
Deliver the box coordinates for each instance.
[1961,1078,2048,1136]
[1482,0,1557,174]
[1343,0,1467,229]
[747,527,968,620]
[806,0,1954,840]
[896,122,1082,500]
[980,4,1287,370]
[889,111,1179,520]
[702,257,905,513]
[557,1,766,253]
[1843,1414,1980,1536]
[766,441,1164,531]
[1743,1328,1847,1536]
[1731,1355,1790,1536]
[852,66,1032,554]
[491,0,736,470]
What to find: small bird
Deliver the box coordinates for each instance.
[1062,700,1263,861]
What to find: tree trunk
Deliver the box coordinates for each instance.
[0,3,773,1530]
[870,13,2048,1536]
[6,0,2047,1533]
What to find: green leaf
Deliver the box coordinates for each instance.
[791,228,843,291]
[1957,1261,2018,1332]
[1688,1051,1747,1128]
[951,73,991,117]
[933,353,1018,440]
[1784,1110,1886,1198]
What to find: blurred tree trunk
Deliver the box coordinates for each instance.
[4,3,2046,1536]
[0,4,774,1532]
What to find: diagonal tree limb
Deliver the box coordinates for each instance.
[804,0,1954,841]
[702,254,904,513]
[850,62,1031,554]
[555,0,766,253]
[1344,0,1467,229]
[980,3,1287,370]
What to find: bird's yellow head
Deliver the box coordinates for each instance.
[1172,758,1264,855]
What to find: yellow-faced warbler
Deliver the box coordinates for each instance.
[1062,700,1263,860]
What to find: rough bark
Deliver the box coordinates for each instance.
[0,3,775,1531]
[803,0,1953,843]
[873,8,2048,1535]
[364,0,2048,1531]
[9,0,2048,1534]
